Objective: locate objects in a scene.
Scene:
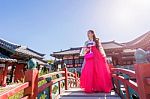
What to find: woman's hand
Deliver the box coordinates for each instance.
[85,47,90,53]
[80,47,91,56]
[80,47,90,56]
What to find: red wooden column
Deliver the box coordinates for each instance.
[135,64,150,99]
[64,68,68,90]
[14,64,25,82]
[0,67,4,85]
[24,69,38,99]
[74,70,78,87]
[2,63,8,87]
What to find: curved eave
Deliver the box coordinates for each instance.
[0,58,17,63]
[12,52,43,60]
[104,47,124,52]
[0,44,16,54]
[50,53,79,58]
[27,48,45,57]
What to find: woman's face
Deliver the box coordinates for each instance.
[87,32,94,40]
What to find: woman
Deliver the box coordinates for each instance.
[80,30,112,93]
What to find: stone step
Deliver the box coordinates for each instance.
[59,88,121,99]
[60,97,121,99]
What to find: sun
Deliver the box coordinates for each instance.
[110,0,150,26]
[115,8,133,25]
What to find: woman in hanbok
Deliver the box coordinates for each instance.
[80,30,112,93]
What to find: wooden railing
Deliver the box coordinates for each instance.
[0,68,79,99]
[0,82,30,99]
[111,64,150,99]
[37,68,79,99]
[0,64,150,99]
[0,69,39,99]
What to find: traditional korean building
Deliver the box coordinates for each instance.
[51,31,150,70]
[51,47,83,68]
[0,38,46,86]
[124,31,150,50]
[50,41,124,70]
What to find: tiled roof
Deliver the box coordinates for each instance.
[102,41,123,49]
[51,49,80,58]
[15,46,44,59]
[0,38,19,49]
[0,38,19,53]
[27,48,45,56]
[124,31,150,49]
[52,48,81,56]
[0,38,45,59]
[33,58,47,65]
[0,53,17,62]
[51,41,124,57]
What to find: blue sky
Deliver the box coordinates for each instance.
[0,0,150,59]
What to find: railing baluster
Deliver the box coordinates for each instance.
[58,81,61,94]
[24,69,38,99]
[74,71,78,87]
[64,68,68,90]
[124,83,130,99]
[135,64,150,99]
[111,66,138,99]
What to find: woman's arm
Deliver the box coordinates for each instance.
[100,47,106,57]
[80,41,89,56]
[99,40,106,57]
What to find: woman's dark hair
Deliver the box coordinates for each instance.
[88,30,100,50]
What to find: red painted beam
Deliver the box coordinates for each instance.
[38,82,53,94]
[0,82,29,99]
[38,71,65,81]
[52,77,65,84]
[68,77,75,80]
[111,68,136,78]
[112,74,138,92]
[38,77,66,94]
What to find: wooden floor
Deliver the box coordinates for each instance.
[59,88,121,99]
